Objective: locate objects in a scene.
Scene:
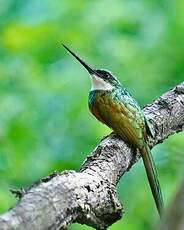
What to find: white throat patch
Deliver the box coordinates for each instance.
[90,74,115,91]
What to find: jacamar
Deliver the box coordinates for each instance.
[62,44,164,217]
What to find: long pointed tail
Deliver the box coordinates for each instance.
[140,144,164,217]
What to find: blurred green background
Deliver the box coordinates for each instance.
[0,0,184,229]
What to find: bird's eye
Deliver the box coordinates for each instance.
[106,73,111,79]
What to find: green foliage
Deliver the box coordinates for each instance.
[0,0,183,229]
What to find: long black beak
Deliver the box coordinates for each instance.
[62,43,97,75]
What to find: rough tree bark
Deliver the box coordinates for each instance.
[0,82,183,230]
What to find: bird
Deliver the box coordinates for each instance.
[62,43,164,217]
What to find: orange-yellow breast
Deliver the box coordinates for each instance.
[89,90,148,149]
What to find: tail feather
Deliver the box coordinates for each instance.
[140,144,164,217]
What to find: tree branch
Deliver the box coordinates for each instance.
[0,82,183,230]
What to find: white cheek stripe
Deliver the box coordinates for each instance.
[90,74,115,91]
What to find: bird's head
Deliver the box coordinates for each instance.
[62,44,120,91]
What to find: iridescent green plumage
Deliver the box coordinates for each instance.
[89,87,146,148]
[89,86,163,216]
[63,44,164,217]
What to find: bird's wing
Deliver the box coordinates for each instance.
[96,93,146,148]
